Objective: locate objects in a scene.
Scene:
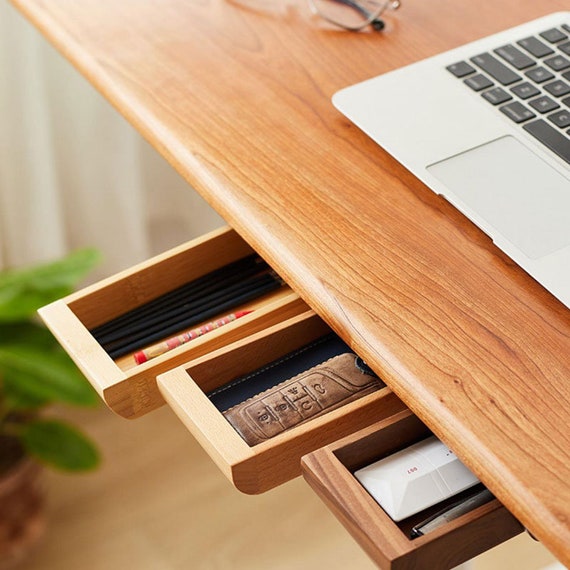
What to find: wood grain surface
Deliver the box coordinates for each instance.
[10,0,570,565]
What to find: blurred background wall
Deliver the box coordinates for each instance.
[0,1,223,278]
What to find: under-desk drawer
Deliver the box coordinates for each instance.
[301,410,523,570]
[157,311,405,494]
[39,226,307,419]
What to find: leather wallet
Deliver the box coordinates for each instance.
[222,352,383,446]
[208,334,350,411]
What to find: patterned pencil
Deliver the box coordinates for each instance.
[133,310,253,364]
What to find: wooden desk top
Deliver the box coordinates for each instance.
[12,0,570,564]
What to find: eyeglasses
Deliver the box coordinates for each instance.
[229,0,401,32]
[309,0,401,31]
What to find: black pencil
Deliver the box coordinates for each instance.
[91,254,264,337]
[92,259,267,339]
[106,278,282,359]
[97,271,279,347]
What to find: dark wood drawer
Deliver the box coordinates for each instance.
[301,410,523,570]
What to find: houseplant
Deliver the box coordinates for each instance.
[0,249,101,568]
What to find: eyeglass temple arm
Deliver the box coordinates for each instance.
[333,0,401,31]
[327,0,397,29]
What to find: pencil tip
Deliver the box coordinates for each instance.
[235,310,254,318]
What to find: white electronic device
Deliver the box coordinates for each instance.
[354,436,480,521]
[334,12,570,309]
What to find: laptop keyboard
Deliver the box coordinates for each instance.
[447,23,570,166]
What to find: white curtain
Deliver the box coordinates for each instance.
[0,2,223,281]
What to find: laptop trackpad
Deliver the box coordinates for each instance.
[427,136,570,259]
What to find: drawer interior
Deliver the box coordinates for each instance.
[39,226,307,418]
[157,311,406,494]
[301,411,523,569]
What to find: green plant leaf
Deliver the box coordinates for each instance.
[0,341,98,407]
[2,368,51,410]
[20,419,100,471]
[0,249,101,321]
[0,286,72,322]
[0,321,58,348]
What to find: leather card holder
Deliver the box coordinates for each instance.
[222,352,384,446]
[207,334,350,412]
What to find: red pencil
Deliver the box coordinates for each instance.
[134,310,253,364]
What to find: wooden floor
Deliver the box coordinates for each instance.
[18,404,559,570]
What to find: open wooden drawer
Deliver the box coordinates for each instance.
[301,410,524,570]
[39,224,523,565]
[157,310,405,494]
[38,226,308,419]
[38,224,403,494]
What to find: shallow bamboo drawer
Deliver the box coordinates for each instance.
[38,226,307,419]
[157,310,406,494]
[301,410,523,570]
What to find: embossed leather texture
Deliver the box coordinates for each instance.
[208,334,351,411]
[223,353,383,446]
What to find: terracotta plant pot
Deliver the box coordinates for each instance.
[0,459,45,570]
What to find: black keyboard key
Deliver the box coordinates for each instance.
[511,81,540,99]
[562,95,570,108]
[548,109,570,128]
[529,96,560,114]
[563,71,570,82]
[464,74,494,91]
[523,119,570,165]
[525,66,555,83]
[544,80,570,98]
[494,44,535,69]
[482,87,512,105]
[470,53,522,85]
[517,36,554,58]
[500,101,536,123]
[447,61,476,77]
[559,41,570,56]
[540,28,568,44]
[544,54,570,72]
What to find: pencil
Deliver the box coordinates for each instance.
[133,310,253,364]
[91,254,264,338]
[99,271,279,348]
[106,277,282,358]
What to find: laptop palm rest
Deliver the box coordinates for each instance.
[427,136,570,260]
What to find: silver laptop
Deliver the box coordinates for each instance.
[334,12,570,309]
